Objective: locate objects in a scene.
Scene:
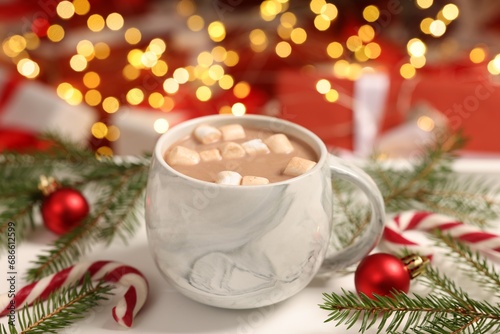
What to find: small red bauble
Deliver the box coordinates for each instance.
[354,253,429,299]
[41,188,89,235]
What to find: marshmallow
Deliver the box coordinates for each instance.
[241,175,270,185]
[219,124,246,141]
[241,139,270,156]
[283,157,316,177]
[200,148,222,162]
[220,142,246,159]
[166,146,200,166]
[193,124,222,144]
[215,171,242,185]
[264,134,294,154]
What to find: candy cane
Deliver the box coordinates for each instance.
[0,261,149,328]
[381,211,500,262]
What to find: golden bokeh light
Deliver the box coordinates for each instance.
[290,27,307,44]
[250,29,268,52]
[66,88,83,106]
[83,71,100,88]
[208,21,226,42]
[407,38,426,57]
[73,0,90,15]
[316,79,331,94]
[47,25,65,42]
[280,11,297,28]
[429,20,446,37]
[333,59,350,78]
[417,115,435,132]
[325,89,339,103]
[211,46,227,62]
[152,60,169,77]
[363,5,379,22]
[420,17,433,34]
[17,58,40,79]
[365,42,381,59]
[261,0,283,21]
[125,28,142,45]
[187,15,204,31]
[346,36,362,52]
[106,125,120,141]
[161,96,175,112]
[232,102,246,116]
[310,0,327,14]
[197,51,214,67]
[208,64,225,80]
[196,86,212,101]
[275,41,292,58]
[400,63,416,79]
[102,96,120,113]
[126,88,144,105]
[91,122,108,139]
[149,38,167,56]
[23,32,40,50]
[233,81,251,99]
[57,1,75,19]
[76,39,94,58]
[70,54,87,72]
[326,41,343,58]
[176,0,196,16]
[224,51,239,67]
[122,64,141,81]
[94,42,110,59]
[314,15,330,31]
[163,78,180,94]
[148,92,165,109]
[128,49,144,68]
[416,0,433,9]
[410,55,426,68]
[96,146,113,158]
[358,25,375,43]
[219,74,234,90]
[87,14,105,32]
[320,3,338,21]
[57,82,74,99]
[106,13,124,31]
[219,105,232,114]
[154,118,170,134]
[84,89,102,106]
[173,67,189,83]
[442,4,459,20]
[469,47,486,64]
[141,51,158,68]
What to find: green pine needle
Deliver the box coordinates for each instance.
[433,232,500,299]
[320,289,500,334]
[1,274,113,334]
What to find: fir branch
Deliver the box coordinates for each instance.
[320,289,500,334]
[1,274,113,334]
[433,231,500,299]
[25,162,148,281]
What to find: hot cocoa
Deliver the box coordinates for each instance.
[164,123,318,184]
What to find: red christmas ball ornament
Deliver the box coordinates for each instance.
[354,253,429,299]
[39,176,89,235]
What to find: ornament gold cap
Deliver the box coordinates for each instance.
[38,175,59,196]
[401,254,430,279]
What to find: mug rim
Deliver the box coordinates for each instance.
[153,114,328,188]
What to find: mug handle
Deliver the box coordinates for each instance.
[319,154,386,273]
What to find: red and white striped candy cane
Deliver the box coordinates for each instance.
[381,211,500,262]
[0,260,149,328]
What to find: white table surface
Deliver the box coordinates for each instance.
[2,157,499,334]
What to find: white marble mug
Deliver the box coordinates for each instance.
[145,114,385,309]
